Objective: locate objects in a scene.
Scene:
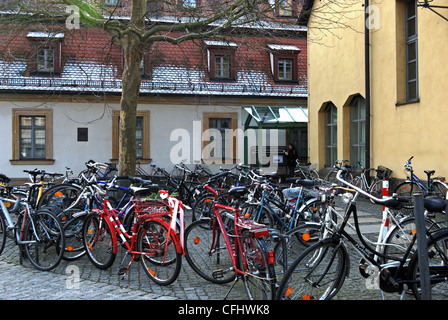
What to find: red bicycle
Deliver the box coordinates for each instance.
[184,184,281,299]
[82,189,184,285]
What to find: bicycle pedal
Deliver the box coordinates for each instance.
[212,269,225,279]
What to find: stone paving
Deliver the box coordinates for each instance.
[0,197,433,302]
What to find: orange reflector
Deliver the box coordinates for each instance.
[88,242,93,251]
[302,233,311,242]
[303,294,311,300]
[194,237,200,245]
[286,286,292,298]
[204,199,212,203]
[412,229,416,236]
[147,268,155,276]
[54,191,63,197]
[4,202,10,208]
[61,216,67,222]
[67,246,73,252]
[87,230,93,234]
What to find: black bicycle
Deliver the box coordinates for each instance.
[276,169,448,300]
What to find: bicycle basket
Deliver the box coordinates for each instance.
[133,199,171,223]
[376,165,392,180]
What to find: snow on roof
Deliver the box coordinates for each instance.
[26,32,65,39]
[268,44,301,51]
[204,40,238,47]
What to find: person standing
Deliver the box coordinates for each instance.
[284,144,298,176]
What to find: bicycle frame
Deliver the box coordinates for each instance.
[253,187,314,231]
[204,185,269,280]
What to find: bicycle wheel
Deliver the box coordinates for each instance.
[184,218,235,284]
[23,209,65,271]
[383,216,440,263]
[137,219,182,286]
[430,181,448,202]
[0,212,6,256]
[191,195,215,222]
[62,214,87,261]
[238,234,275,300]
[369,179,384,200]
[408,229,448,300]
[82,212,116,269]
[37,184,82,216]
[276,238,348,300]
[394,181,419,209]
[274,222,323,276]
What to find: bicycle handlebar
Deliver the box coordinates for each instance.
[336,169,391,205]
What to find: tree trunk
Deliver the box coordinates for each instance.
[118,0,145,176]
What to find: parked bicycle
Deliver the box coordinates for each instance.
[0,183,65,271]
[184,184,283,299]
[276,168,448,300]
[294,160,319,180]
[81,187,184,285]
[351,162,392,201]
[394,156,448,209]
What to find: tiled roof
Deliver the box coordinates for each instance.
[0,18,308,98]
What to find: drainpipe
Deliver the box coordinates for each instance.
[365,0,371,174]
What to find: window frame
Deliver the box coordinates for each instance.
[111,110,150,163]
[325,103,337,167]
[405,0,419,102]
[202,112,238,163]
[350,96,366,167]
[275,0,298,17]
[11,108,54,165]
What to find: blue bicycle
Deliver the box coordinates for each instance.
[245,179,322,232]
[394,156,448,209]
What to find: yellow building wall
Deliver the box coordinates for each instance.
[308,0,448,180]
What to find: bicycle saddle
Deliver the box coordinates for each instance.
[424,170,435,176]
[285,177,314,187]
[228,186,249,198]
[424,197,446,213]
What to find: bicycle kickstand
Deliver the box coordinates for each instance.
[118,251,135,280]
[222,276,241,300]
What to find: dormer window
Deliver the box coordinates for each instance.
[204,40,238,81]
[276,0,299,17]
[26,32,64,76]
[268,44,301,83]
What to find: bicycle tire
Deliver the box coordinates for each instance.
[238,233,275,300]
[62,214,87,261]
[407,228,448,300]
[82,212,117,269]
[0,211,6,256]
[393,181,419,209]
[184,218,235,284]
[23,209,65,271]
[137,219,182,286]
[276,237,348,300]
[37,184,82,214]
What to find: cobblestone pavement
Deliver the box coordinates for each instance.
[0,197,439,302]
